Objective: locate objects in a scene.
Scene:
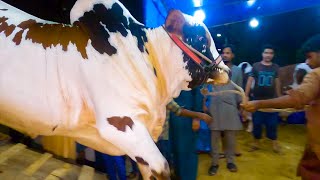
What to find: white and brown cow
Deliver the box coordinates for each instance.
[0,0,229,179]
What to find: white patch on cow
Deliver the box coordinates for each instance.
[238,62,255,89]
[290,62,312,89]
[238,62,253,74]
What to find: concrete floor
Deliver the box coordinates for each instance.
[197,124,306,180]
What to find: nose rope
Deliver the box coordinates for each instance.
[203,80,308,113]
[162,26,223,71]
[180,39,223,67]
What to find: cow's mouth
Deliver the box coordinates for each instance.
[214,66,225,73]
[207,66,230,84]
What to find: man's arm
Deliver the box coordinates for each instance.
[202,97,208,113]
[241,95,297,112]
[242,70,320,112]
[245,76,254,97]
[236,68,243,88]
[166,100,213,124]
[275,78,282,97]
[179,109,212,123]
[255,95,296,110]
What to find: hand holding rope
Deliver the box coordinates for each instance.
[202,81,308,113]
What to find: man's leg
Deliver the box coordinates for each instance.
[297,145,320,179]
[221,132,241,157]
[102,154,117,180]
[169,116,198,180]
[265,112,281,153]
[250,111,263,151]
[114,156,126,180]
[208,131,220,175]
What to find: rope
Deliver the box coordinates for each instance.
[203,81,308,113]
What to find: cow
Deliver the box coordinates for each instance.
[0,0,229,179]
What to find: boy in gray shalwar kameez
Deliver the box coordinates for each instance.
[205,82,243,175]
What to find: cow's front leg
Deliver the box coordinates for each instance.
[96,116,170,179]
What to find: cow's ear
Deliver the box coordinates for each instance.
[164,10,186,37]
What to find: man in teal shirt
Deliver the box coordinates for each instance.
[169,87,204,180]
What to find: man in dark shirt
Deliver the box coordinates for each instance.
[245,44,282,153]
[241,34,320,179]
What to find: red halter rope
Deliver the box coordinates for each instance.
[163,27,223,71]
[169,34,203,65]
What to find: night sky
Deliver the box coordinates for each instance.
[210,6,320,66]
[2,0,144,23]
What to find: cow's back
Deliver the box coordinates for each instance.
[0,0,160,139]
[0,1,89,136]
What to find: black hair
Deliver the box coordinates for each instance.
[222,44,236,53]
[301,34,320,54]
[261,44,275,52]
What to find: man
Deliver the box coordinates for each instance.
[169,87,205,180]
[222,44,243,87]
[204,44,243,175]
[242,34,320,179]
[245,44,282,153]
[158,99,213,167]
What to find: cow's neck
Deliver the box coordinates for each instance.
[144,27,191,104]
[70,0,191,103]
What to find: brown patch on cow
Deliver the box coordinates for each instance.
[0,17,8,30]
[151,162,170,180]
[13,30,23,45]
[279,64,296,93]
[5,24,15,37]
[0,17,15,37]
[17,19,37,29]
[151,169,167,180]
[135,156,149,166]
[1,17,90,59]
[107,116,134,132]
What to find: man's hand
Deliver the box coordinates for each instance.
[241,101,258,112]
[200,87,208,96]
[192,119,200,131]
[197,113,213,124]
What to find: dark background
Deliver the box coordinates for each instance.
[2,0,144,23]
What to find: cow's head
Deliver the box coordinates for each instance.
[165,10,229,88]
